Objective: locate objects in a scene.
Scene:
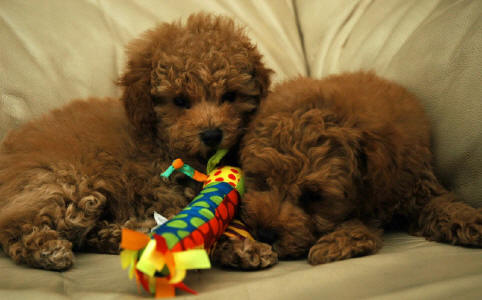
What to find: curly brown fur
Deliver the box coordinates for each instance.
[0,13,274,271]
[239,72,481,265]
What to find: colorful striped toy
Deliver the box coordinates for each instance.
[120,153,245,298]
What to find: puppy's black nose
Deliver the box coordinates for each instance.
[200,128,223,147]
[257,228,279,245]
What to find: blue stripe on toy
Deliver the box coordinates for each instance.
[152,182,233,241]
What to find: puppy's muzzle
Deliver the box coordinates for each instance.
[200,128,223,147]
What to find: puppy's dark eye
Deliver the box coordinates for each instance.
[246,172,270,191]
[151,95,164,104]
[173,96,190,108]
[299,188,324,214]
[299,188,323,203]
[221,91,237,103]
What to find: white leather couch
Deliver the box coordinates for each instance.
[1,1,481,299]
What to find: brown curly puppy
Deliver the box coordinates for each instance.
[239,72,482,265]
[0,13,276,271]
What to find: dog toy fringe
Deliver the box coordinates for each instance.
[120,150,244,297]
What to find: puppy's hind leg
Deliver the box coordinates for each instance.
[414,192,482,247]
[402,166,482,247]
[0,191,75,271]
[0,173,108,270]
[6,224,74,271]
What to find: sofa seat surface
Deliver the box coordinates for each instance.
[1,233,481,300]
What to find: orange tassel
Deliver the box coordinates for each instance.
[121,228,150,250]
[155,278,175,298]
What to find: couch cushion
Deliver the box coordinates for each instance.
[296,0,482,207]
[1,233,481,299]
[0,0,306,140]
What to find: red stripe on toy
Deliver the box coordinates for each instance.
[154,234,168,253]
[226,189,239,207]
[174,282,198,295]
[136,269,150,293]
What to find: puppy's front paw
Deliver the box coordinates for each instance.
[212,237,278,270]
[308,234,379,265]
[36,239,74,271]
[124,218,157,233]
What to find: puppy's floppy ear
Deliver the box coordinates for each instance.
[252,59,273,100]
[118,32,156,137]
[358,130,392,184]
